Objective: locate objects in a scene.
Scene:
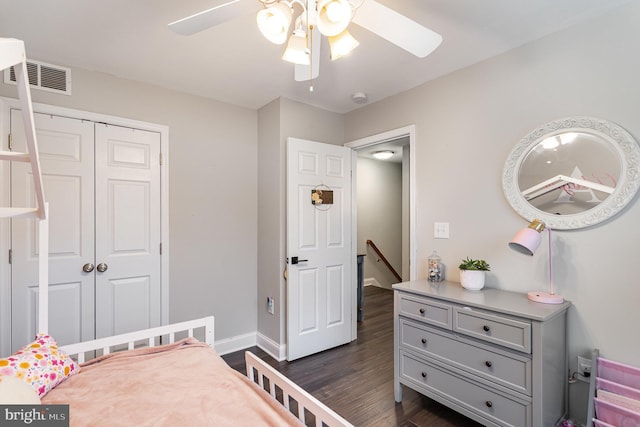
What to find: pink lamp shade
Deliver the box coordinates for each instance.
[509,219,544,256]
[509,227,542,256]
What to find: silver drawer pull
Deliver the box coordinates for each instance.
[485,361,493,368]
[483,325,491,332]
[419,308,425,315]
[485,401,493,408]
[421,338,427,345]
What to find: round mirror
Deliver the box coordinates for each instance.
[502,117,640,230]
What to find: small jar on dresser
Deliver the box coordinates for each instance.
[393,279,571,427]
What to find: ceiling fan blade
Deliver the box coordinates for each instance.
[294,25,321,82]
[168,0,255,36]
[351,0,442,58]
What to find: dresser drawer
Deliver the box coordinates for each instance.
[453,307,532,353]
[400,351,531,427]
[399,319,532,395]
[398,294,452,329]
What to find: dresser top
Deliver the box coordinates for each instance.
[393,280,571,321]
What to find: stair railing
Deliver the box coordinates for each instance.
[366,240,402,282]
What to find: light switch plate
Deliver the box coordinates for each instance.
[434,222,450,239]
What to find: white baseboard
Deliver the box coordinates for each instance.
[214,332,256,356]
[256,332,287,361]
[213,331,287,361]
[364,277,381,288]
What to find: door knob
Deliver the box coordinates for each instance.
[291,257,308,265]
[96,263,108,273]
[82,263,95,273]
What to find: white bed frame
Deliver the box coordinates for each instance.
[59,317,215,363]
[59,316,353,427]
[245,351,352,427]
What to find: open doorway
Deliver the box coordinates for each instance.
[345,125,416,319]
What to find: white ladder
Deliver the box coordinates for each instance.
[0,38,49,334]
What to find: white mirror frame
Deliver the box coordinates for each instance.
[502,116,640,230]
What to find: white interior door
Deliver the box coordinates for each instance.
[94,124,161,338]
[11,111,95,350]
[10,114,162,350]
[286,137,355,361]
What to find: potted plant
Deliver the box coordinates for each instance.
[458,257,491,291]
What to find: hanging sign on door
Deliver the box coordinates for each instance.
[311,188,333,205]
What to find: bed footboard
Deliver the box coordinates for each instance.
[245,351,353,427]
[60,317,214,363]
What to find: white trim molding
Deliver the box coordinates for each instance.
[345,124,417,280]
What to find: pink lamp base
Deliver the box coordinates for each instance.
[527,291,564,304]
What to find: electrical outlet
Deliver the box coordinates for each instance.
[578,355,592,377]
[267,297,275,315]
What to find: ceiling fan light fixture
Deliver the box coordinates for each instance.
[317,0,353,36]
[328,29,359,60]
[282,30,310,65]
[169,0,444,85]
[257,3,293,45]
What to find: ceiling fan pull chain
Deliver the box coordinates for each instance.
[309,23,314,92]
[306,2,314,92]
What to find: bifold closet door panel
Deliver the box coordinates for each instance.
[94,124,161,339]
[10,111,95,351]
[9,112,163,352]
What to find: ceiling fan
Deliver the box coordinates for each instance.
[169,0,442,84]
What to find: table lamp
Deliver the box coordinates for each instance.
[509,219,564,304]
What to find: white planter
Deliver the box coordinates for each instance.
[460,270,485,291]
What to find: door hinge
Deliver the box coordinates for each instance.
[159,152,164,166]
[159,243,162,255]
[8,249,12,264]
[8,133,13,151]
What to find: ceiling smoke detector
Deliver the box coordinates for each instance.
[352,92,368,104]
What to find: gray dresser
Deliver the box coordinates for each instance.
[393,280,571,427]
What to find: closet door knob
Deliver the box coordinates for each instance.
[419,308,425,314]
[97,263,108,273]
[421,338,427,344]
[421,372,427,379]
[485,401,493,408]
[483,325,491,332]
[82,263,95,273]
[485,361,493,368]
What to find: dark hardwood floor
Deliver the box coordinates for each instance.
[222,286,482,427]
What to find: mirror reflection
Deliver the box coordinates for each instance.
[518,131,621,215]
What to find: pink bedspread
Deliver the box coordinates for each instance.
[42,338,302,426]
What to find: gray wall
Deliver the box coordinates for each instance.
[345,2,640,422]
[356,157,403,288]
[0,67,258,342]
[256,98,344,351]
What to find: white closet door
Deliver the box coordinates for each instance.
[11,111,95,350]
[94,124,161,338]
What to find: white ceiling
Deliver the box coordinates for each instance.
[0,0,632,113]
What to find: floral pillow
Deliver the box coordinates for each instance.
[0,334,79,397]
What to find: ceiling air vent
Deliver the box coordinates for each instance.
[3,59,71,96]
